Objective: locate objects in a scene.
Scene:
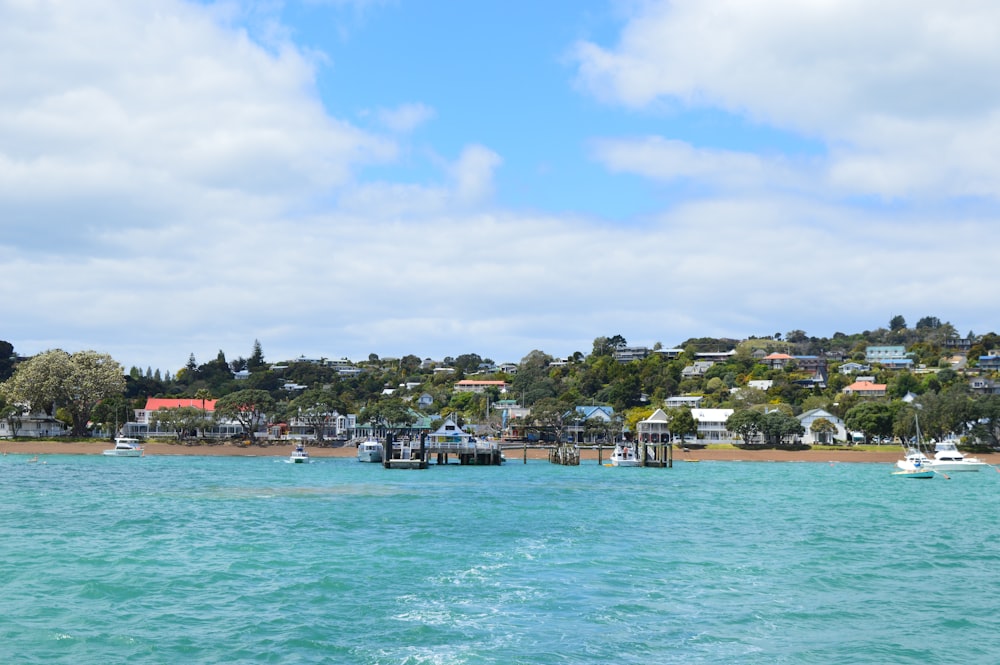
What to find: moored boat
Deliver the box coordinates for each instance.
[357,438,384,463]
[103,437,144,457]
[608,443,640,467]
[891,467,936,479]
[928,439,990,472]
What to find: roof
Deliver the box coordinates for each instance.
[640,408,669,424]
[144,397,218,411]
[844,380,886,392]
[574,405,614,420]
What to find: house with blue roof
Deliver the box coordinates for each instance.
[567,405,617,443]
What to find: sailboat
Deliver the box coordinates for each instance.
[893,411,936,479]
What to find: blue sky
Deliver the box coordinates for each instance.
[2,1,998,373]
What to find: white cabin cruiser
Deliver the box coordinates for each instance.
[928,440,990,472]
[289,443,309,463]
[609,443,641,467]
[357,438,384,463]
[103,437,144,457]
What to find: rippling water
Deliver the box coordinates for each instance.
[2,454,999,664]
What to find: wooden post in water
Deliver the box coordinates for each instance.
[597,444,603,465]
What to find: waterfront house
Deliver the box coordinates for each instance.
[454,379,508,394]
[797,408,848,444]
[691,408,735,442]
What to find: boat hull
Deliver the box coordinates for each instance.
[357,442,384,463]
[928,461,988,472]
[891,469,935,479]
[102,449,143,457]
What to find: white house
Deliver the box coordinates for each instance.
[691,408,735,442]
[798,408,848,444]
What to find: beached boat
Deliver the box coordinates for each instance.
[289,443,309,463]
[357,438,383,463]
[103,437,144,457]
[609,443,641,467]
[928,439,990,472]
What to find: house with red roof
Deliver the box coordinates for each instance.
[841,380,887,397]
[125,397,244,439]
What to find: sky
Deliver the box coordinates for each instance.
[3,0,999,374]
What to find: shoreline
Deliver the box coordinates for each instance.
[4,440,998,465]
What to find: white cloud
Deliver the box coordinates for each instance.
[573,0,1000,199]
[2,0,999,375]
[0,0,394,247]
[376,103,436,133]
[591,136,806,191]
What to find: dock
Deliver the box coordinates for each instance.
[382,424,504,469]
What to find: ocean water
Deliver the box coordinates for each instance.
[2,454,1000,664]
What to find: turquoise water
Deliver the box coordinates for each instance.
[2,455,1000,664]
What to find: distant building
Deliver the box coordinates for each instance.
[691,408,735,442]
[665,395,704,409]
[454,379,508,394]
[613,346,651,363]
[842,380,887,397]
[798,408,848,444]
[866,346,907,362]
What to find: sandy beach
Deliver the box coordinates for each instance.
[5,439,998,465]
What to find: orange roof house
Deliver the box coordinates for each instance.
[144,397,218,411]
[841,381,887,397]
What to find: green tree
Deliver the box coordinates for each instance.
[667,407,698,444]
[0,401,22,437]
[0,340,15,382]
[727,409,763,446]
[759,410,804,446]
[0,349,126,437]
[889,315,907,331]
[844,402,894,444]
[359,396,416,435]
[248,339,266,370]
[90,395,133,438]
[214,389,275,443]
[527,397,573,443]
[288,389,344,443]
[150,406,211,441]
[810,417,837,444]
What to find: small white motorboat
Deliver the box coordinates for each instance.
[357,438,384,463]
[103,437,144,457]
[608,443,641,467]
[289,443,309,463]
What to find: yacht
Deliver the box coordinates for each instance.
[103,437,144,457]
[928,439,990,472]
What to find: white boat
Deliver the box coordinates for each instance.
[103,437,144,457]
[357,438,384,463]
[895,447,932,473]
[289,443,309,463]
[928,439,990,472]
[609,443,641,467]
[893,412,938,478]
[891,467,936,479]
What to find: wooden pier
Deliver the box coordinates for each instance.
[382,421,504,469]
